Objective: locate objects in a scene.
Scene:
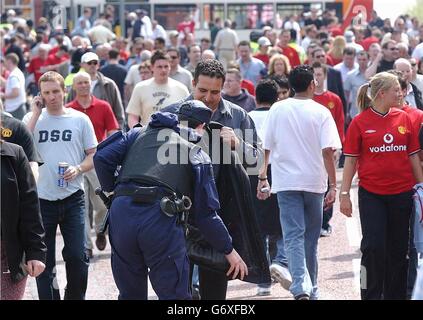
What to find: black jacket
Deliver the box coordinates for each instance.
[1,142,46,283]
[411,83,423,110]
[193,123,270,284]
[216,151,271,284]
[327,67,347,116]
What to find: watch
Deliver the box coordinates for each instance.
[340,191,350,196]
[76,165,83,175]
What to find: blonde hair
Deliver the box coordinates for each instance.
[39,71,65,91]
[356,72,399,112]
[268,54,291,76]
[328,36,346,60]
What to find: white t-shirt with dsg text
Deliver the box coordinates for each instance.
[23,108,97,200]
[262,98,342,193]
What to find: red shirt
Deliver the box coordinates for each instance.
[46,54,68,66]
[49,46,70,59]
[327,53,342,66]
[241,79,255,96]
[119,50,129,62]
[254,53,270,66]
[344,107,420,195]
[278,45,301,67]
[177,21,195,34]
[66,96,119,142]
[27,57,49,83]
[402,105,423,137]
[360,36,380,51]
[313,91,345,144]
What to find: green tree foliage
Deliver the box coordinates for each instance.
[407,0,423,21]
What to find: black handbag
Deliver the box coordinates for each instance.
[185,224,229,273]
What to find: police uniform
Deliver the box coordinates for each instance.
[93,101,233,300]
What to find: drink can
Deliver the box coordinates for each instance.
[58,162,69,188]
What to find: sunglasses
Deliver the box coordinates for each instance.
[86,60,98,65]
[389,47,399,51]
[411,63,417,67]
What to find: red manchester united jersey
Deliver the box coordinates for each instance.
[402,105,423,138]
[344,107,420,195]
[313,91,345,144]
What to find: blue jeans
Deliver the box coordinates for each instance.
[36,190,89,300]
[277,191,324,299]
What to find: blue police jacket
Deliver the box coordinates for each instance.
[93,112,233,255]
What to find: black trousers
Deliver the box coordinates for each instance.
[198,267,228,300]
[358,187,413,300]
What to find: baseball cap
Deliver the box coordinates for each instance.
[168,30,179,38]
[344,30,355,43]
[257,36,271,47]
[81,52,99,64]
[177,100,212,124]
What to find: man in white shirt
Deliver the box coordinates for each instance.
[258,65,341,300]
[214,20,239,70]
[1,53,26,119]
[126,50,189,127]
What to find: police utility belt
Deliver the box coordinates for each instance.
[114,181,192,219]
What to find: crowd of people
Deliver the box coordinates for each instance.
[1,5,423,300]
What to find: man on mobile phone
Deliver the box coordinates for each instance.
[23,71,97,300]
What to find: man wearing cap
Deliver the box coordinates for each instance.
[93,101,248,299]
[254,37,272,66]
[66,52,125,129]
[344,30,364,53]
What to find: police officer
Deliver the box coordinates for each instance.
[93,100,248,300]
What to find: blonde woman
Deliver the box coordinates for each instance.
[327,35,346,66]
[267,54,291,78]
[340,72,423,300]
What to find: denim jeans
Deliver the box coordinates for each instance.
[277,191,324,299]
[36,190,89,300]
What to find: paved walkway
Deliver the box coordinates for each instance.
[24,169,362,300]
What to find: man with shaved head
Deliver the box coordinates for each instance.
[394,58,423,110]
[66,71,119,257]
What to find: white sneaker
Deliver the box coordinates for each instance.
[270,263,292,291]
[256,286,271,296]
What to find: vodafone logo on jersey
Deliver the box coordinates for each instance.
[383,134,394,144]
[369,133,407,153]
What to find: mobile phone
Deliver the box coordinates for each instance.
[36,93,45,108]
[260,187,270,193]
